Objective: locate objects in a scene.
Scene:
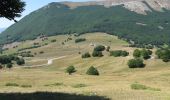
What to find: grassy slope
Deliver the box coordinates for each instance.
[1,33,170,100]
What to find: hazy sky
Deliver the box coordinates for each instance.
[0,0,92,28]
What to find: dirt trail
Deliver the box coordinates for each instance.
[23,56,66,68]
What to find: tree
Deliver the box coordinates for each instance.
[16,58,25,65]
[82,52,91,58]
[66,66,76,75]
[128,59,145,68]
[94,45,105,51]
[133,49,141,58]
[86,66,99,76]
[155,49,170,62]
[6,63,13,69]
[0,0,25,21]
[141,49,150,60]
[92,50,103,57]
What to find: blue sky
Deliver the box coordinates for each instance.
[0,0,92,28]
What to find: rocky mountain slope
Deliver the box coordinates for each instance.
[62,0,170,14]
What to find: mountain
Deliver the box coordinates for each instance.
[0,28,5,33]
[1,0,170,46]
[62,0,170,14]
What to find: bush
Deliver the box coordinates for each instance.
[141,49,151,60]
[21,85,32,88]
[86,66,99,76]
[72,84,87,88]
[17,58,25,65]
[94,45,105,51]
[75,38,86,43]
[39,51,44,54]
[156,49,170,62]
[0,55,12,64]
[92,50,103,57]
[128,59,145,68]
[110,50,129,57]
[51,39,56,42]
[6,63,13,69]
[133,49,141,58]
[5,83,19,87]
[82,52,91,58]
[121,51,129,57]
[66,66,76,75]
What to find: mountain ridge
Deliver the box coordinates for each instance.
[1,1,170,46]
[61,0,170,14]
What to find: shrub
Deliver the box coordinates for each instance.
[110,50,129,57]
[66,66,76,75]
[0,55,12,64]
[5,83,19,87]
[92,50,103,57]
[86,66,99,76]
[39,51,44,54]
[156,49,170,62]
[128,59,145,68]
[72,84,87,88]
[6,63,13,69]
[0,65,3,69]
[51,39,56,42]
[75,38,86,43]
[82,52,91,58]
[121,51,129,57]
[44,83,64,87]
[17,58,25,65]
[94,45,105,51]
[141,49,151,60]
[21,85,32,88]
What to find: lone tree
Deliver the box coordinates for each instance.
[66,66,76,75]
[86,66,99,76]
[0,0,25,21]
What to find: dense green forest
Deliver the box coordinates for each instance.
[1,2,170,46]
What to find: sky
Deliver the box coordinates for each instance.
[0,0,92,28]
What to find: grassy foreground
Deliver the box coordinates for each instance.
[1,33,170,100]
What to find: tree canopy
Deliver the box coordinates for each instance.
[0,0,25,21]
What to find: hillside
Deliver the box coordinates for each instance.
[0,28,5,33]
[1,1,170,46]
[1,33,170,100]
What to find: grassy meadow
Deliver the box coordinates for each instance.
[1,33,170,100]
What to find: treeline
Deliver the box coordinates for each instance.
[0,55,25,69]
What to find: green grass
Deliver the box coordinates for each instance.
[72,84,87,88]
[44,83,64,87]
[131,83,161,91]
[20,85,32,88]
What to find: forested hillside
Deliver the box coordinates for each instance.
[1,2,170,46]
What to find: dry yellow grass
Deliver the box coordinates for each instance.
[1,33,170,100]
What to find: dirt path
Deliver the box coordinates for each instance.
[23,56,66,68]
